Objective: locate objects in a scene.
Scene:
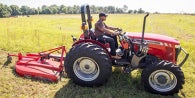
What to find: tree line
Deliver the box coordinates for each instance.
[0,3,146,18]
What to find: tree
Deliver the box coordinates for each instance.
[42,8,52,14]
[10,5,21,16]
[35,7,40,14]
[123,5,128,12]
[29,8,36,15]
[66,6,73,14]
[97,7,104,13]
[137,8,145,14]
[0,4,11,18]
[41,5,47,10]
[153,11,160,14]
[103,7,108,13]
[107,6,115,13]
[61,6,67,14]
[49,4,58,14]
[41,5,52,14]
[116,8,123,13]
[72,5,79,14]
[51,7,58,14]
[133,9,137,14]
[59,5,65,13]
[6,5,12,14]
[90,5,97,14]
[0,3,147,17]
[20,6,30,15]
[41,5,47,14]
[128,10,133,14]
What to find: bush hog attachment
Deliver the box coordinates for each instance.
[7,46,66,82]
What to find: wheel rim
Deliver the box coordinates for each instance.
[73,57,100,81]
[149,70,177,92]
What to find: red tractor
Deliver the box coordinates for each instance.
[65,5,189,95]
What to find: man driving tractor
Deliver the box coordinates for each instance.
[95,12,121,59]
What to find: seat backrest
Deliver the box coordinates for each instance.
[89,29,96,40]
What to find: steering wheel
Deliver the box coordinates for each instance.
[113,28,123,36]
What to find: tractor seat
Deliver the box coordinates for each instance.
[89,29,105,43]
[89,29,109,48]
[89,29,96,40]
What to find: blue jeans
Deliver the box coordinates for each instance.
[97,35,117,56]
[104,34,118,48]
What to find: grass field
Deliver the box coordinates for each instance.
[0,14,195,98]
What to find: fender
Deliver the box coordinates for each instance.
[72,39,112,58]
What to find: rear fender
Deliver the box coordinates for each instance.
[72,39,112,58]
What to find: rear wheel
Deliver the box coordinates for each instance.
[141,60,185,95]
[65,42,112,86]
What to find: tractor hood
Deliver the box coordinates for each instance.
[126,32,180,45]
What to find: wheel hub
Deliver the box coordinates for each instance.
[79,59,96,74]
[153,72,171,86]
[149,70,177,92]
[157,75,167,84]
[73,57,99,81]
[85,65,90,69]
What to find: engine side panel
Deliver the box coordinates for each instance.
[133,39,176,63]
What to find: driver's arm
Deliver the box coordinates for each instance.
[96,22,115,35]
[104,23,118,31]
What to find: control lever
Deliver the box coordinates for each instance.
[71,35,77,42]
[137,42,148,57]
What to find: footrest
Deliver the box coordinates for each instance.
[114,59,130,66]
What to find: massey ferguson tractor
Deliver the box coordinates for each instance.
[5,5,189,95]
[65,5,189,95]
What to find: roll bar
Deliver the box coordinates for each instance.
[81,4,92,39]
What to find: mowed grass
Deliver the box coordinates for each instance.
[0,14,195,98]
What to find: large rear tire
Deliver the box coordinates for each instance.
[141,60,185,95]
[65,42,112,86]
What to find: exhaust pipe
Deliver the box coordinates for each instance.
[141,13,149,44]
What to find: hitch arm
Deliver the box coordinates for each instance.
[2,54,12,68]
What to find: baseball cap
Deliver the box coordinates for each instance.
[99,12,108,17]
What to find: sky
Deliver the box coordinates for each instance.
[1,0,195,13]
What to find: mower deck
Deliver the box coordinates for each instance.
[15,57,60,81]
[9,46,66,82]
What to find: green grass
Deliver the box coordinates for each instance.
[0,14,195,98]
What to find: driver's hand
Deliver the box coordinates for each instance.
[117,28,122,31]
[113,28,117,31]
[113,28,119,31]
[114,28,121,31]
[113,31,120,36]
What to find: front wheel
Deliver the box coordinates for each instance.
[141,60,185,95]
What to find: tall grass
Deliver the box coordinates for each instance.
[0,15,81,52]
[0,14,194,98]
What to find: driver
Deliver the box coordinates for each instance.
[95,12,121,59]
